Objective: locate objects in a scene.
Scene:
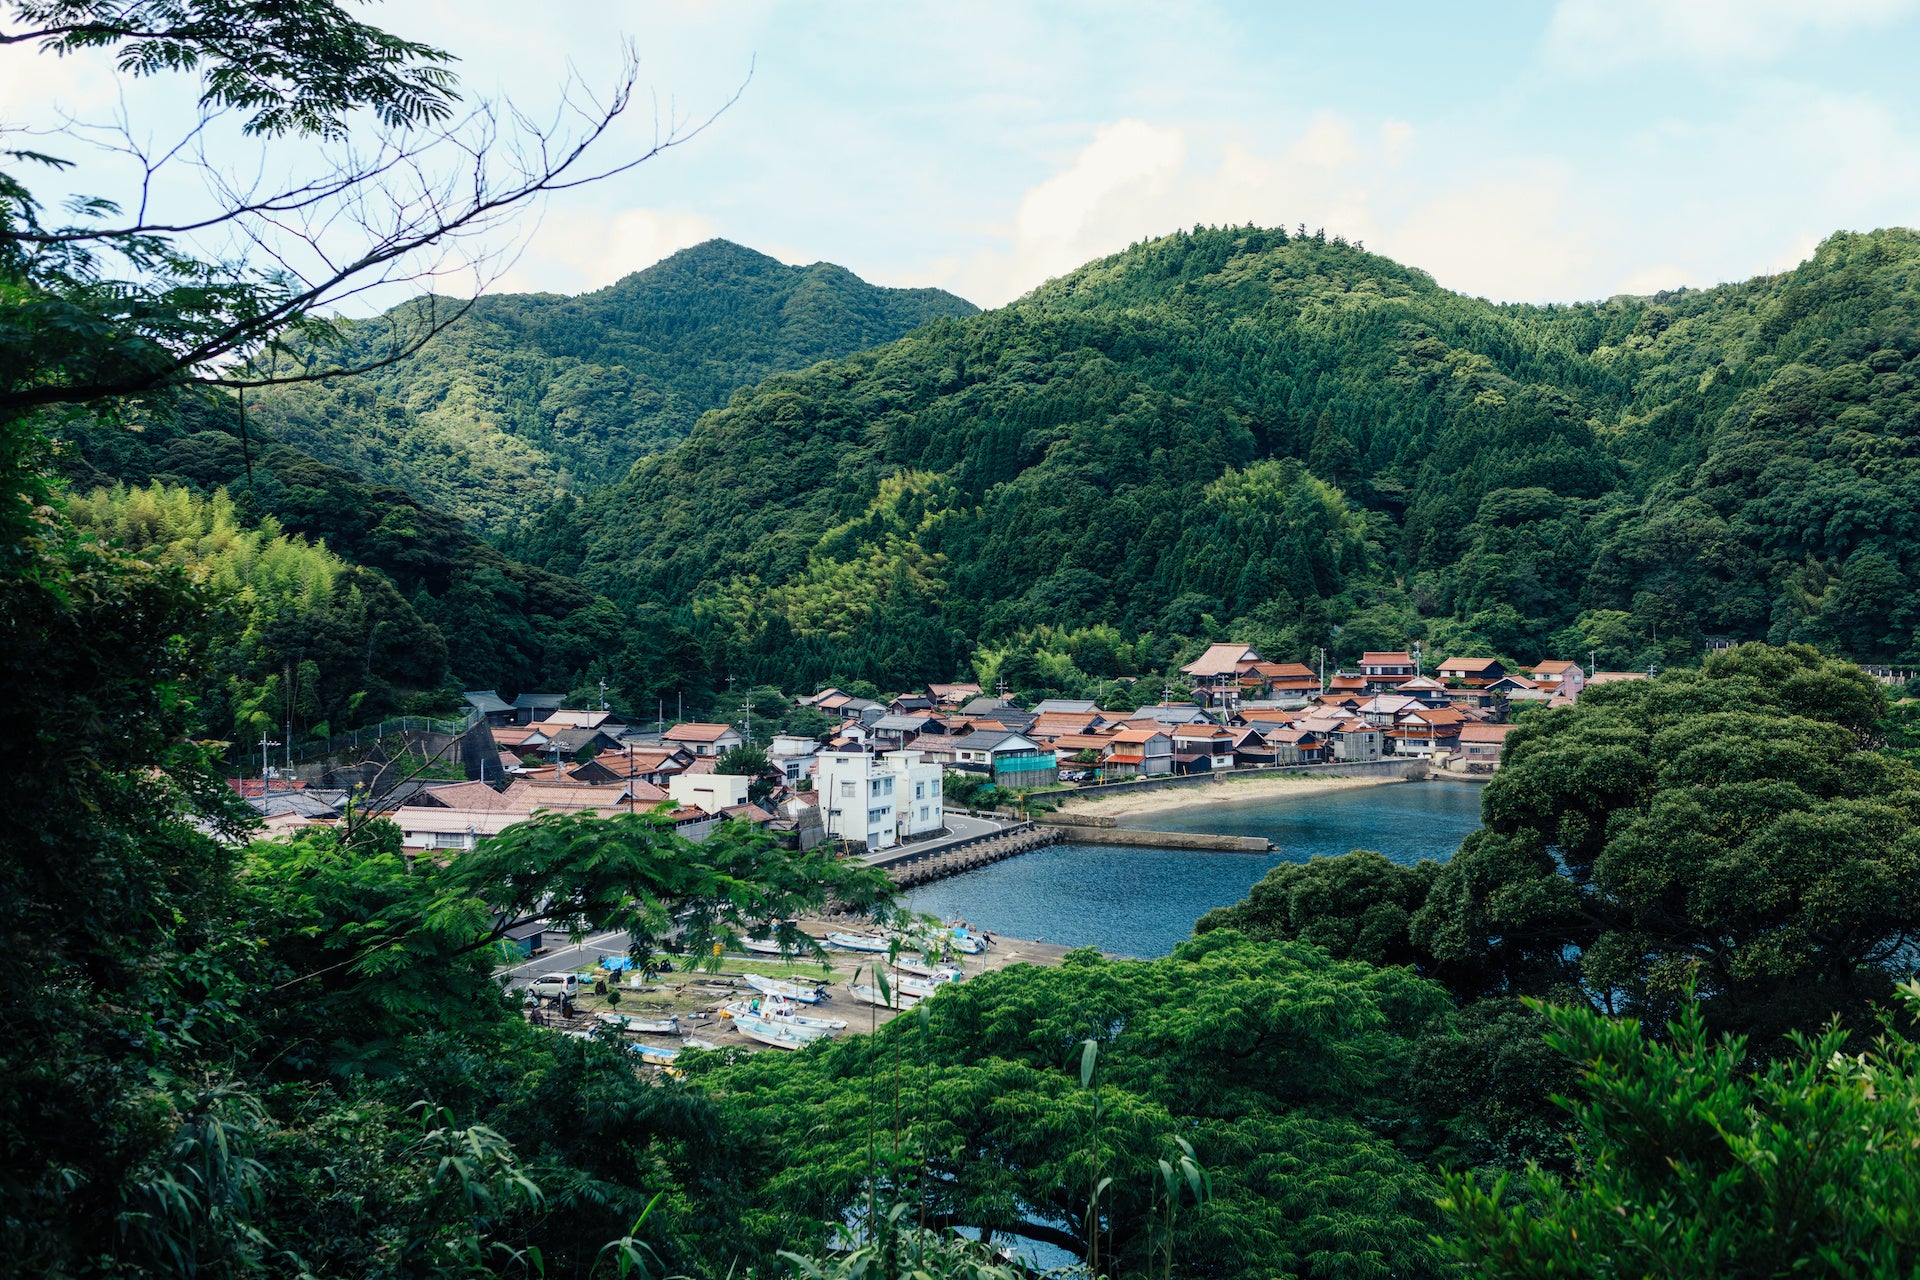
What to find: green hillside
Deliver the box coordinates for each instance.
[246,240,978,535]
[574,225,1920,693]
[54,396,701,720]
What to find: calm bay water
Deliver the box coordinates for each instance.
[905,781,1485,958]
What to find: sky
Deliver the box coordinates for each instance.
[6,0,1920,310]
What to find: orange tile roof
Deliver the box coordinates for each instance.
[664,722,737,742]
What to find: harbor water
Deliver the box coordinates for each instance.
[904,781,1484,958]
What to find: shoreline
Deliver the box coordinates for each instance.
[1057,772,1404,820]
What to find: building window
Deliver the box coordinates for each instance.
[915,782,924,799]
[840,781,855,798]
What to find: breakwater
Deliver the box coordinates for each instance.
[1033,819,1271,852]
[878,825,1065,888]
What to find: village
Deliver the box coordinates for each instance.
[235,643,1650,859]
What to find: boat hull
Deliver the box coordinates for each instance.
[847,982,921,1010]
[745,973,826,1003]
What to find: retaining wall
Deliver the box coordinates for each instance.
[1057,757,1427,805]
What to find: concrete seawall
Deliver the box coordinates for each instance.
[1040,822,1271,853]
[1058,758,1427,805]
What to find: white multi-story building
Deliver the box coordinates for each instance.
[814,749,945,850]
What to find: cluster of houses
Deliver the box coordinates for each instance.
[236,647,1642,857]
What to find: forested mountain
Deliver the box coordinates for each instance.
[567,224,1920,693]
[244,240,978,535]
[54,397,704,735]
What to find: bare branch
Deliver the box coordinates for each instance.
[2,41,750,410]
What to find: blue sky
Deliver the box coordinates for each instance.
[7,0,1920,308]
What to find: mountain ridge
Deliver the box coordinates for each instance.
[566,223,1920,697]
[246,239,978,535]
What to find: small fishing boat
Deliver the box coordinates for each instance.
[732,1012,825,1051]
[740,936,788,955]
[595,1011,681,1035]
[681,1037,721,1052]
[946,929,985,955]
[630,1043,680,1066]
[826,931,891,953]
[725,998,848,1032]
[846,981,921,1010]
[745,973,827,1003]
[894,975,952,1000]
[891,958,963,982]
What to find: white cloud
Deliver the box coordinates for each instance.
[1545,0,1918,71]
[938,113,1610,306]
[496,206,723,294]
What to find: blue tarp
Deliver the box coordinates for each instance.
[598,955,634,970]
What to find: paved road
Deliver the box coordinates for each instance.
[860,812,1009,866]
[501,928,631,985]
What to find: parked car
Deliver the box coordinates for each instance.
[527,974,589,999]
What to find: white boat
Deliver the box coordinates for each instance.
[745,973,827,1003]
[725,998,848,1032]
[732,1012,825,1050]
[946,930,985,955]
[630,1043,680,1066]
[892,958,963,982]
[895,975,951,1000]
[741,937,788,955]
[826,931,892,953]
[681,1037,721,1052]
[596,1011,681,1035]
[847,982,921,1010]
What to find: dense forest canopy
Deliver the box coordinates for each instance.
[242,240,978,536]
[542,224,1920,695]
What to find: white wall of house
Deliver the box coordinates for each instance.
[814,750,944,849]
[668,774,752,814]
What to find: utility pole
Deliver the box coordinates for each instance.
[1589,649,1598,679]
[284,661,293,789]
[1412,642,1422,677]
[742,687,753,746]
[656,698,663,735]
[598,676,608,712]
[259,733,281,795]
[1317,647,1326,695]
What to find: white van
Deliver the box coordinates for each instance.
[527,974,588,999]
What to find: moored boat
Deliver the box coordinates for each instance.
[891,958,963,982]
[725,998,848,1031]
[847,981,920,1010]
[732,1012,824,1050]
[745,972,827,1003]
[630,1043,680,1066]
[826,931,891,953]
[595,1011,681,1035]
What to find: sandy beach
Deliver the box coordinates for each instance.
[1058,772,1404,820]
